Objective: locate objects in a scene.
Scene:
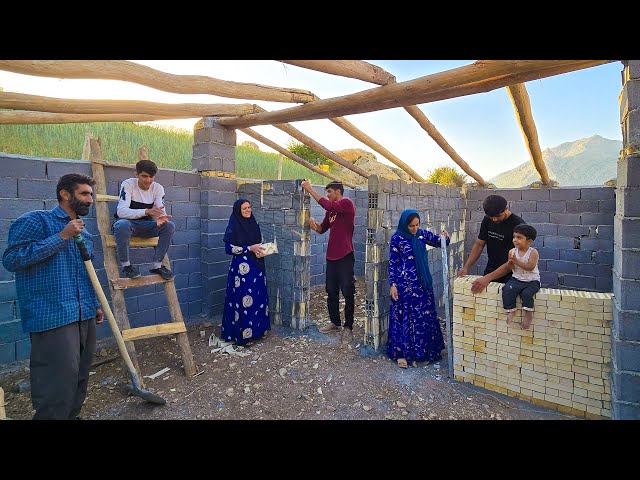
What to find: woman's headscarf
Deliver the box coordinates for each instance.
[396,209,433,292]
[223,198,264,269]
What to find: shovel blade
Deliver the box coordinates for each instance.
[126,384,167,405]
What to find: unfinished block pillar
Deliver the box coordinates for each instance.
[612,60,640,419]
[237,180,311,330]
[364,175,465,351]
[364,175,392,350]
[193,117,238,316]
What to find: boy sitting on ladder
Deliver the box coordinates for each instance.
[112,159,175,280]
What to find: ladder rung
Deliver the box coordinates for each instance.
[96,193,120,202]
[121,322,187,342]
[111,274,172,290]
[104,235,159,247]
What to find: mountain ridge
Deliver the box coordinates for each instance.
[488,135,622,187]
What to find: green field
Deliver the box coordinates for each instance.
[0,122,327,183]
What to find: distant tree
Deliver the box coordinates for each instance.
[426,166,468,187]
[286,139,330,166]
[240,141,260,150]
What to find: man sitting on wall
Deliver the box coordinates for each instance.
[457,194,526,294]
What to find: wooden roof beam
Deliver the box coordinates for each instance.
[506,83,551,185]
[273,121,370,179]
[239,128,357,188]
[0,110,188,124]
[0,91,260,117]
[279,60,486,185]
[403,105,486,186]
[0,60,316,103]
[328,116,425,182]
[279,61,424,181]
[218,60,613,128]
[239,107,370,179]
[279,60,395,86]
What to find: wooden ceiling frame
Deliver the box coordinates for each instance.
[0,59,614,185]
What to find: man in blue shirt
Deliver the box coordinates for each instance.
[3,173,104,420]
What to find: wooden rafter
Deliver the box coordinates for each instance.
[239,128,357,188]
[0,91,259,117]
[0,60,316,103]
[0,110,185,124]
[280,61,425,181]
[280,60,395,86]
[403,105,486,185]
[272,121,370,179]
[506,83,551,185]
[328,116,425,182]
[283,60,485,185]
[217,61,612,128]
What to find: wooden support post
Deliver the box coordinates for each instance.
[441,235,454,378]
[277,154,283,180]
[138,144,149,160]
[160,253,197,377]
[89,137,145,386]
[0,387,6,420]
[81,132,92,160]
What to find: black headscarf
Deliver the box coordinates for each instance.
[223,198,264,269]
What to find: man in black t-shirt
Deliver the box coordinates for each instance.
[457,194,525,293]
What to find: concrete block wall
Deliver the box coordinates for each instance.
[236,180,310,330]
[0,153,229,364]
[195,117,238,317]
[309,186,367,286]
[465,186,615,292]
[200,175,238,316]
[453,276,612,418]
[365,175,466,350]
[612,60,640,419]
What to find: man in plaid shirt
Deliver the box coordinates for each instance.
[3,173,104,420]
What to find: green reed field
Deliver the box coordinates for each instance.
[0,122,327,183]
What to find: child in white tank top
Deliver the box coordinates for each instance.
[502,224,540,330]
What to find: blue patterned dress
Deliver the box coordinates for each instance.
[222,243,270,345]
[387,228,447,363]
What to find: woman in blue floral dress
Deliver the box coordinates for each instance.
[387,209,449,368]
[222,198,270,345]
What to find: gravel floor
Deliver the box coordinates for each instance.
[0,280,578,421]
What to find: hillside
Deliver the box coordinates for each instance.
[0,122,327,184]
[489,135,621,187]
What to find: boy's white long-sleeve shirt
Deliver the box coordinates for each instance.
[116,178,167,219]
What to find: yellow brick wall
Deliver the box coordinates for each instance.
[453,276,612,419]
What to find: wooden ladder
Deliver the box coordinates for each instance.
[89,139,197,383]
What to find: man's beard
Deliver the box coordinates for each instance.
[70,196,91,217]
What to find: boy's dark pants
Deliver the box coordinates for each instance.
[326,252,355,330]
[502,278,541,311]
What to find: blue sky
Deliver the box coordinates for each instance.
[0,60,623,180]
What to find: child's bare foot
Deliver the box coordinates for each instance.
[522,310,533,329]
[506,310,517,324]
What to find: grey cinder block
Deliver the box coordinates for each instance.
[549,188,581,201]
[613,274,640,310]
[580,187,615,201]
[521,189,550,201]
[0,178,18,198]
[617,154,640,188]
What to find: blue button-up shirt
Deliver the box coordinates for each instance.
[2,206,100,333]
